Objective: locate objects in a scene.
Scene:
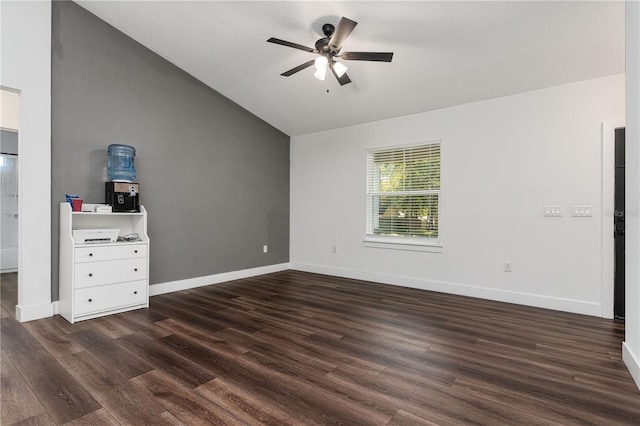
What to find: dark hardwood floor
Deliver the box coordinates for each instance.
[1,272,17,319]
[2,270,640,425]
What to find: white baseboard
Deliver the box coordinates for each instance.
[290,262,602,317]
[16,301,56,322]
[623,342,640,391]
[16,261,603,321]
[149,263,291,296]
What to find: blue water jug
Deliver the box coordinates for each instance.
[107,144,136,182]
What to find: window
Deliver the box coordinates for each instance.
[366,141,441,249]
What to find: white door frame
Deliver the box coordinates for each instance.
[602,119,625,319]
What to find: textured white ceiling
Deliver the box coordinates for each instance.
[75,1,624,136]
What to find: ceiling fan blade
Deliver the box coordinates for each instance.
[340,52,394,62]
[281,60,316,77]
[331,65,352,86]
[329,17,357,51]
[267,37,317,53]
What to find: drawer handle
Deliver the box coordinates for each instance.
[134,268,138,272]
[134,250,138,253]
[134,291,138,295]
[88,298,92,302]
[89,273,93,277]
[89,253,93,257]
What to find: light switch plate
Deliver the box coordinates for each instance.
[572,205,592,217]
[543,206,562,217]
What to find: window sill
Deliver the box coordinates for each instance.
[363,237,443,253]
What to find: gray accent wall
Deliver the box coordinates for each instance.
[51,1,290,300]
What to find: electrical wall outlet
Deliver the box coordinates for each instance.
[263,245,268,253]
[504,261,512,272]
[332,245,337,254]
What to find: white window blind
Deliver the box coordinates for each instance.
[366,142,441,242]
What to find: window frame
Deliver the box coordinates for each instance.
[364,139,443,252]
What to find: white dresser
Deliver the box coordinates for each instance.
[58,202,150,323]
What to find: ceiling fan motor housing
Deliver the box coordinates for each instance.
[316,23,342,55]
[315,37,333,55]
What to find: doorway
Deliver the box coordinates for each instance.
[602,120,624,319]
[614,128,625,319]
[1,130,19,272]
[1,88,20,318]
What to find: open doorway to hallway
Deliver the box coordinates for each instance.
[1,88,20,318]
[615,127,625,319]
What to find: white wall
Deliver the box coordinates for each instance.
[291,74,624,316]
[0,1,52,321]
[624,0,640,388]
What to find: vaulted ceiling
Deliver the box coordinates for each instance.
[76,1,625,136]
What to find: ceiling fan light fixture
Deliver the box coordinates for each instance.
[314,55,328,80]
[332,61,348,78]
[314,55,328,70]
[314,67,327,81]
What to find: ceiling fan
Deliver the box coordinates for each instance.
[267,17,393,86]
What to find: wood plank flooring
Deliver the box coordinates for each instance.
[0,272,17,319]
[2,270,640,425]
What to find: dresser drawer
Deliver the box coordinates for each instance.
[75,244,147,263]
[75,280,147,316]
[75,258,147,288]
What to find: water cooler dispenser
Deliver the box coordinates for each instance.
[106,144,140,212]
